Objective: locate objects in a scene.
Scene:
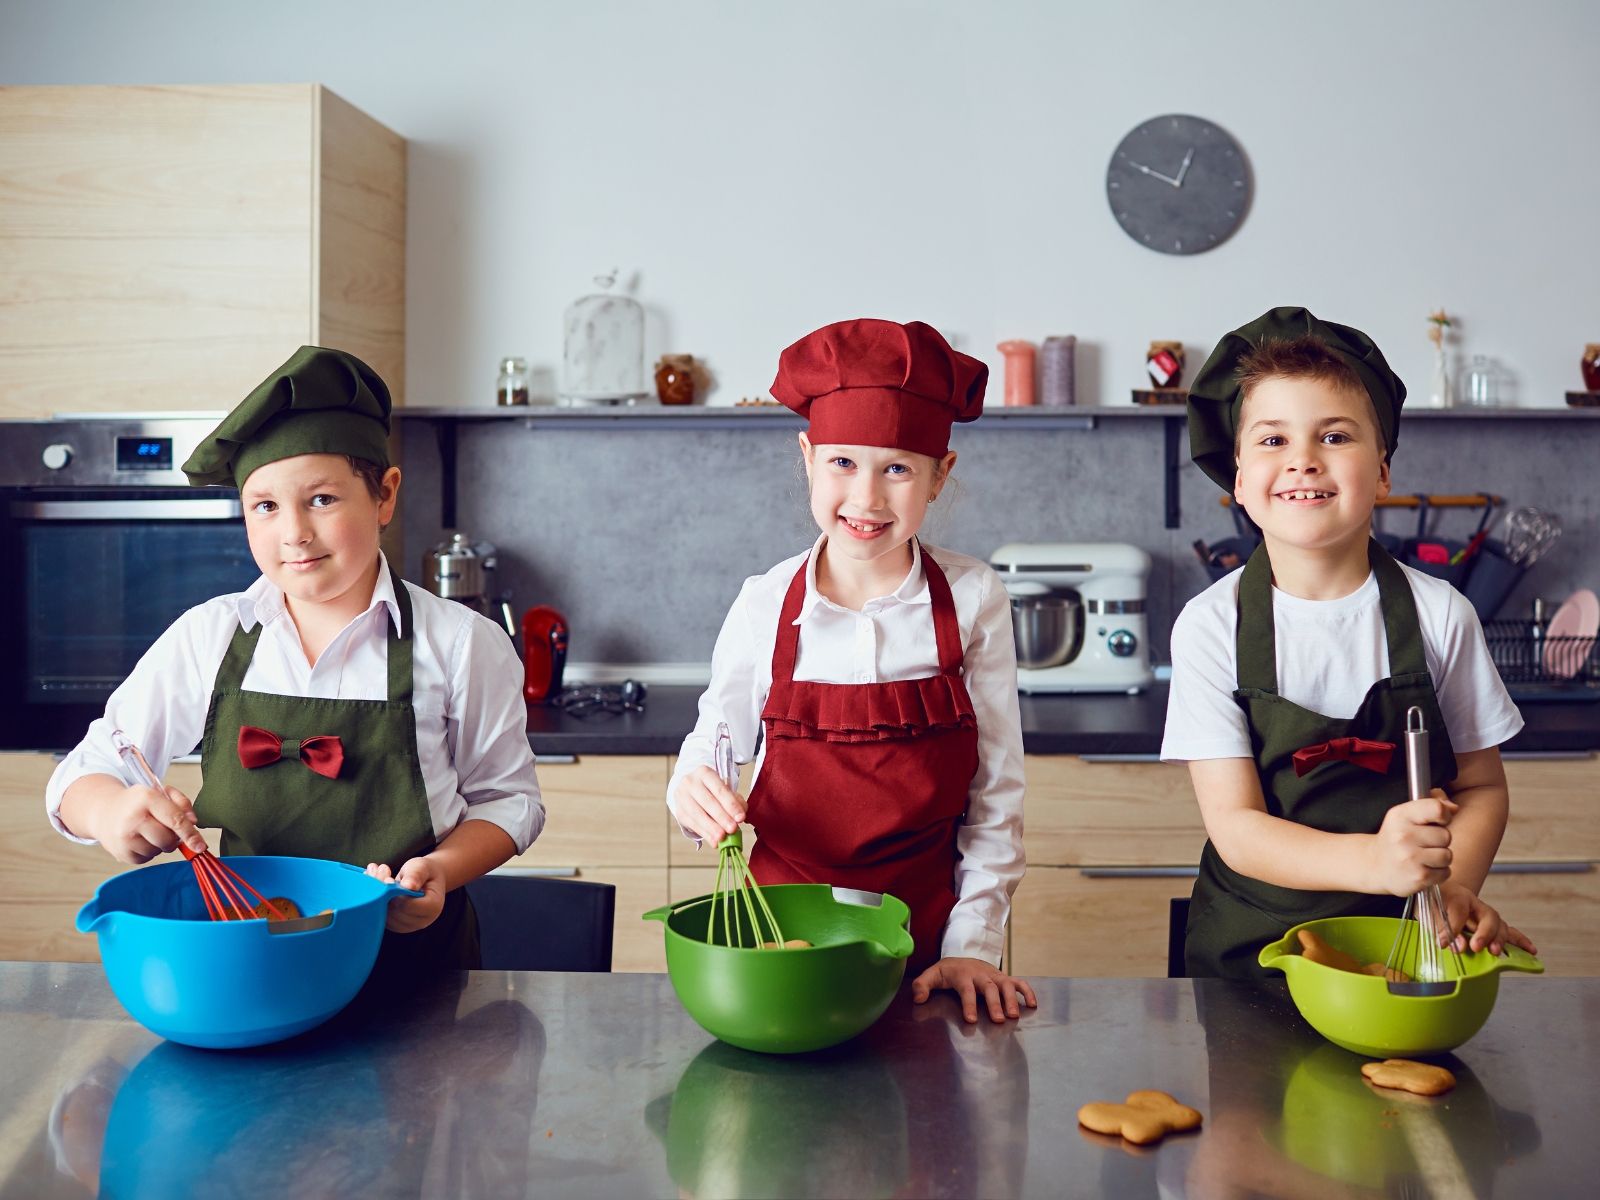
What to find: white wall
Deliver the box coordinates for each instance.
[4,1,1596,410]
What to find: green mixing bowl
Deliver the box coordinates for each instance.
[644,884,914,1054]
[1259,916,1543,1058]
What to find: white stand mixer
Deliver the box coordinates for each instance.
[989,543,1155,694]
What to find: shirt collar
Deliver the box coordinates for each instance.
[235,557,401,636]
[793,535,931,624]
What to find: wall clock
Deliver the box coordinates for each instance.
[1106,114,1250,255]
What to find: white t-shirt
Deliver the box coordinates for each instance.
[1161,563,1523,762]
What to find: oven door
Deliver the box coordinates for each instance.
[0,490,261,750]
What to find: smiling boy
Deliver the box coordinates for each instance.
[1162,308,1535,977]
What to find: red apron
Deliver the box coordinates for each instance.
[747,544,981,973]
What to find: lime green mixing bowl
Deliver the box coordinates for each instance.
[644,884,914,1054]
[1259,916,1543,1058]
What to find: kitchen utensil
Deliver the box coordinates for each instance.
[76,856,422,1048]
[643,884,914,1054]
[521,605,569,703]
[111,730,290,923]
[703,723,785,949]
[991,543,1153,693]
[423,533,504,617]
[1500,507,1561,567]
[1259,917,1542,1057]
[1382,707,1464,996]
[1540,588,1599,679]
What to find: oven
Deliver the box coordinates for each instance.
[0,416,262,751]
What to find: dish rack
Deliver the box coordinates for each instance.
[1482,620,1600,701]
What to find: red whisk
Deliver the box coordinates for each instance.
[111,731,288,922]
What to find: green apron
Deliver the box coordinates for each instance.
[1184,540,1457,978]
[193,565,480,973]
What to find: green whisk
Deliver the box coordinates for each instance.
[705,723,786,949]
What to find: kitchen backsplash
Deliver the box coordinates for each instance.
[398,413,1600,670]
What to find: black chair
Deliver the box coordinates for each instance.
[465,873,616,972]
[1167,897,1190,978]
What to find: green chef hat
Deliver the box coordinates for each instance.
[182,346,392,488]
[1187,306,1406,492]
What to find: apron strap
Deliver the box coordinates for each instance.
[920,543,966,676]
[214,618,266,694]
[767,540,965,684]
[387,563,415,705]
[1235,537,1429,693]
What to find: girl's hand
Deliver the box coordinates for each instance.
[1439,882,1538,957]
[99,783,207,864]
[673,765,746,844]
[1369,789,1456,896]
[366,857,447,933]
[912,957,1038,1024]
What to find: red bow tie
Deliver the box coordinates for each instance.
[237,726,345,780]
[1292,737,1395,778]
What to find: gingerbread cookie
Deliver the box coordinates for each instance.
[1297,929,1411,982]
[1360,1059,1456,1096]
[1077,1090,1203,1145]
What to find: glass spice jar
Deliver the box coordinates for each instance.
[655,354,696,405]
[496,357,530,406]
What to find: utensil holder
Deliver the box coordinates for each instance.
[1462,539,1525,623]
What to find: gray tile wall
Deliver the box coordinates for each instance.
[399,415,1600,665]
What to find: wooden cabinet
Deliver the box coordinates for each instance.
[0,84,405,418]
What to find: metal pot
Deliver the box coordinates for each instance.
[423,533,496,602]
[1010,590,1084,669]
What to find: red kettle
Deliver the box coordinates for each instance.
[521,606,569,703]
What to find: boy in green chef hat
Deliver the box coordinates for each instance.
[1161,307,1537,977]
[48,347,541,972]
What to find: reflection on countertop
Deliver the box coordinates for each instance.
[527,683,1600,757]
[0,963,1591,1198]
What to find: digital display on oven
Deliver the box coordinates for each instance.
[115,437,173,471]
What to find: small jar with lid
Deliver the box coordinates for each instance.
[1464,355,1500,407]
[496,357,530,406]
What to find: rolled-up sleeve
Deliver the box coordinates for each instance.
[447,617,543,853]
[942,567,1026,966]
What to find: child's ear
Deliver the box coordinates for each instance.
[1374,458,1392,501]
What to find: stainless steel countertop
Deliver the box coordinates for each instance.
[0,963,1590,1198]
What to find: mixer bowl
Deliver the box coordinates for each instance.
[77,857,418,1048]
[644,884,914,1054]
[1011,592,1084,668]
[1259,916,1543,1057]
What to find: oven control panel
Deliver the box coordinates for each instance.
[0,418,224,487]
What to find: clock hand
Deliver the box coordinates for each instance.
[1173,147,1194,187]
[1127,160,1181,186]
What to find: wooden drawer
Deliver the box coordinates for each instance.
[505,756,671,870]
[1010,867,1190,979]
[1500,757,1600,862]
[580,866,669,973]
[1024,755,1208,867]
[0,753,211,962]
[1478,868,1600,977]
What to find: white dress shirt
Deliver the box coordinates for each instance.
[47,562,543,854]
[667,537,1026,966]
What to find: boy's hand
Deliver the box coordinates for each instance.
[911,956,1038,1024]
[97,784,208,865]
[673,765,745,844]
[1370,788,1456,896]
[366,857,447,933]
[1439,882,1538,957]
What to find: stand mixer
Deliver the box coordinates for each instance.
[989,543,1154,694]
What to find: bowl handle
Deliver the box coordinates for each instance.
[336,861,424,899]
[641,905,670,924]
[1490,943,1545,975]
[74,897,104,934]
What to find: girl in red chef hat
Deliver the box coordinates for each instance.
[668,319,1035,1024]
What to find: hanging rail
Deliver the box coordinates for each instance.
[1221,493,1503,510]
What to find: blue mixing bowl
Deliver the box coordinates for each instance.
[76,856,419,1049]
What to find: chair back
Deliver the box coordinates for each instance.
[465,873,616,972]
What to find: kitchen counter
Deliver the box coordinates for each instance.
[528,683,1600,757]
[1,961,1589,1197]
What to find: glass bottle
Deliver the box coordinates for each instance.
[561,272,646,405]
[496,357,530,406]
[1464,355,1499,407]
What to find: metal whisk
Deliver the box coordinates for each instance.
[1383,708,1465,996]
[702,723,785,949]
[111,731,290,922]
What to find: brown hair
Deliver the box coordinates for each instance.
[345,456,388,499]
[1235,336,1365,402]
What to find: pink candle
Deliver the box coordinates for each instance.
[996,340,1037,407]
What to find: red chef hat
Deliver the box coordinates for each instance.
[770,319,987,458]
